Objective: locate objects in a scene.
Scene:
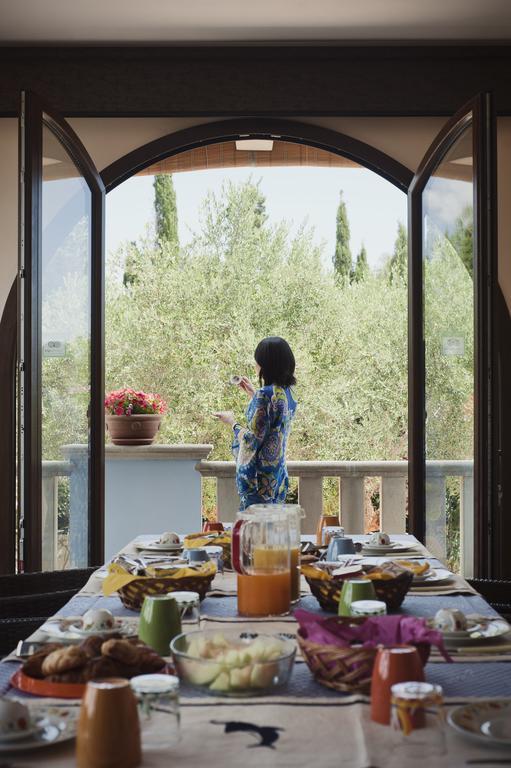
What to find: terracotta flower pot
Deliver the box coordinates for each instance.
[105,414,162,445]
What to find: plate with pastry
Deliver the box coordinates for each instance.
[428,609,511,645]
[135,532,182,552]
[361,532,418,554]
[0,699,77,753]
[410,568,453,586]
[41,609,135,642]
[11,636,170,698]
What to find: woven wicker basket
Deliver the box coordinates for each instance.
[305,568,413,613]
[298,622,430,693]
[297,620,376,693]
[118,572,215,611]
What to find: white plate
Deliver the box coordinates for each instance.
[361,543,417,554]
[431,617,511,646]
[448,700,511,748]
[41,617,135,643]
[0,725,40,743]
[412,568,453,586]
[135,541,182,552]
[0,705,77,754]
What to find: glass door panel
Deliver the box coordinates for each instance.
[19,92,104,571]
[422,128,474,571]
[41,123,92,569]
[409,93,495,579]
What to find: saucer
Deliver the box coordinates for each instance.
[41,617,135,642]
[0,705,77,753]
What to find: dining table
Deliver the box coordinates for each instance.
[1,533,511,767]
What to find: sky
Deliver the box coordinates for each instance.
[106,166,407,269]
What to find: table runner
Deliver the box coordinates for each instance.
[5,696,511,768]
[2,533,511,766]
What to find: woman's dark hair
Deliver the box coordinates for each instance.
[254,337,296,388]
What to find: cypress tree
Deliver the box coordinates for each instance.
[154,173,179,250]
[351,244,369,283]
[333,191,352,283]
[388,222,407,282]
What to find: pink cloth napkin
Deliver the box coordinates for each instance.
[294,609,452,661]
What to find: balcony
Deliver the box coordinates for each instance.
[41,445,474,576]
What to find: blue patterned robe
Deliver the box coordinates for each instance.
[232,385,297,510]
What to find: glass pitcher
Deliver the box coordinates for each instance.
[277,504,304,603]
[232,506,291,617]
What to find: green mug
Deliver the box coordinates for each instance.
[338,579,377,616]
[138,595,182,656]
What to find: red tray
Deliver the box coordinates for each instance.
[11,669,85,698]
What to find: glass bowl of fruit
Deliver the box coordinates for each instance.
[170,629,296,697]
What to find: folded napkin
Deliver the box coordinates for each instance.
[183,532,231,549]
[294,609,452,661]
[102,560,216,595]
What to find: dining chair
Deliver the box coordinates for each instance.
[0,567,96,597]
[467,578,511,619]
[0,617,49,658]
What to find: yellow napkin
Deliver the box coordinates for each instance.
[183,532,232,548]
[102,561,216,596]
[300,564,332,582]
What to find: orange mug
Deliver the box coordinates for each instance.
[370,645,425,725]
[315,514,340,546]
[203,521,224,533]
[76,678,141,768]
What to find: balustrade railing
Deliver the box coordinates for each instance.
[196,458,475,574]
[40,454,474,575]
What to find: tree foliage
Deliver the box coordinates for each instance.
[154,174,179,251]
[333,191,352,284]
[351,244,369,283]
[40,177,474,477]
[387,222,407,283]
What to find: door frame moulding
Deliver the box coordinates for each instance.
[101,118,414,192]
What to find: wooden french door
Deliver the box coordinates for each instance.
[408,93,496,578]
[19,91,105,571]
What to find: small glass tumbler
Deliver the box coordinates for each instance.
[204,545,224,573]
[350,599,387,617]
[171,591,201,627]
[389,682,446,759]
[130,674,180,750]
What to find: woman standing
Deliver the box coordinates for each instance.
[214,337,297,510]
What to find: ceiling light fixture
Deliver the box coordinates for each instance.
[235,139,274,152]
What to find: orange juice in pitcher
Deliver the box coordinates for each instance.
[232,507,291,617]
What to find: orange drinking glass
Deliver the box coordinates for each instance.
[370,646,425,725]
[76,678,141,768]
[232,506,291,617]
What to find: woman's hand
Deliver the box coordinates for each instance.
[238,376,256,397]
[212,411,236,426]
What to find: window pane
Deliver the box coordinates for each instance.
[41,120,92,568]
[422,126,474,571]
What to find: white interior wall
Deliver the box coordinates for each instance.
[0,115,510,320]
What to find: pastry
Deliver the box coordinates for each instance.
[137,649,165,673]
[22,644,64,679]
[80,633,122,659]
[369,531,391,546]
[42,646,88,676]
[84,656,126,680]
[46,668,87,684]
[101,638,141,665]
[434,608,467,632]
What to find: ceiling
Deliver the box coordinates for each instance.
[2,0,511,43]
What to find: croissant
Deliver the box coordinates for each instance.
[22,643,64,679]
[42,646,88,676]
[101,638,141,665]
